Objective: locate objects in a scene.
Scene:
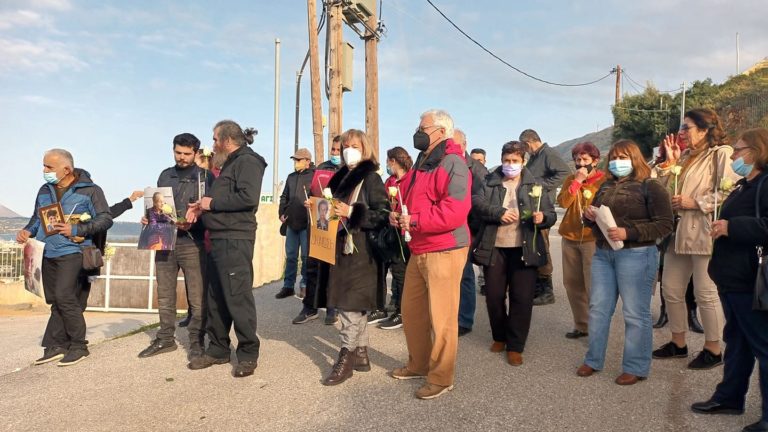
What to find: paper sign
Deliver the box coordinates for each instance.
[595,205,624,250]
[308,196,339,265]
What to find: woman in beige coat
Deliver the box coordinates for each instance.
[651,108,740,370]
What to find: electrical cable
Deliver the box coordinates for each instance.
[425,0,614,87]
[623,70,681,94]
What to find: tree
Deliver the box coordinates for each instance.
[612,87,675,158]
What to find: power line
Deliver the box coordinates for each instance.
[622,71,681,94]
[424,0,614,87]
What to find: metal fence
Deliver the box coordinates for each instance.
[0,242,23,283]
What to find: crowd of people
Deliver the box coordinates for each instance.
[16,110,768,430]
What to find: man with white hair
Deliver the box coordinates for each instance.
[17,149,113,366]
[389,110,472,400]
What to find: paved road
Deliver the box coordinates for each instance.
[0,233,761,432]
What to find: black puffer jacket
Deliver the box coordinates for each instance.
[279,167,314,231]
[471,167,557,267]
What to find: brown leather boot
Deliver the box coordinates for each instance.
[323,348,354,386]
[354,346,371,372]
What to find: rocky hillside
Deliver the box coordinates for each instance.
[0,204,22,218]
[554,126,614,165]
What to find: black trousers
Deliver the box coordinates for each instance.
[154,242,206,345]
[484,247,538,352]
[713,292,768,418]
[41,253,87,350]
[303,256,329,312]
[205,238,260,362]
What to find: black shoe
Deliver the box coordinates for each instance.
[652,342,688,359]
[234,360,258,377]
[138,339,178,358]
[292,307,319,324]
[458,326,472,337]
[275,287,295,299]
[688,348,723,370]
[34,346,68,365]
[189,342,204,359]
[690,399,744,415]
[532,292,555,306]
[367,310,389,324]
[325,311,339,325]
[688,309,704,334]
[188,354,229,370]
[178,315,191,328]
[380,313,403,330]
[565,329,589,339]
[57,348,89,367]
[653,311,669,329]
[744,420,768,431]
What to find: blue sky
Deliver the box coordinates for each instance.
[1,0,766,222]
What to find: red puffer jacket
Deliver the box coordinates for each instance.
[402,139,472,255]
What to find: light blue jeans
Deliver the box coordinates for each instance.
[584,245,658,377]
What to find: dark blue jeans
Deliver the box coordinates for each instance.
[458,248,476,329]
[283,227,308,290]
[712,292,768,419]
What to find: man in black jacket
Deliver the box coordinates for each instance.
[186,120,266,378]
[520,129,570,306]
[138,133,213,361]
[275,148,314,299]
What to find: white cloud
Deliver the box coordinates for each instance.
[20,94,56,105]
[0,10,50,30]
[10,0,72,11]
[0,37,87,74]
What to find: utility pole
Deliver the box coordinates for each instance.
[306,0,324,162]
[327,2,344,155]
[736,32,740,75]
[273,38,280,201]
[364,11,379,160]
[680,81,687,125]
[614,65,621,105]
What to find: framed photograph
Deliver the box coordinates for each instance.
[137,187,178,251]
[308,197,339,265]
[38,202,64,237]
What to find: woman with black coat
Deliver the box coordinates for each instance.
[692,128,768,432]
[313,129,390,386]
[472,141,557,366]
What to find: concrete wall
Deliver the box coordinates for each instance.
[1,203,286,308]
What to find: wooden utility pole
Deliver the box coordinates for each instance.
[327,2,344,155]
[306,0,324,162]
[364,12,379,160]
[615,64,621,105]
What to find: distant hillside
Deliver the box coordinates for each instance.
[554,126,614,165]
[107,221,142,241]
[0,204,22,218]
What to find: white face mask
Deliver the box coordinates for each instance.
[343,148,362,167]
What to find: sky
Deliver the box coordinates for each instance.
[1,0,766,222]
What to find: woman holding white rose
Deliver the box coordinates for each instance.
[556,142,607,340]
[471,141,556,366]
[577,139,673,385]
[651,108,740,370]
[305,129,390,386]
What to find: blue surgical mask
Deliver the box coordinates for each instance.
[330,155,341,166]
[608,159,633,178]
[386,165,394,176]
[43,171,59,185]
[731,157,753,177]
[502,163,522,178]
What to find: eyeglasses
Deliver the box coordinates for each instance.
[416,125,443,133]
[679,124,695,132]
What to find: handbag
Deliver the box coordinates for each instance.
[753,175,768,311]
[81,245,104,271]
[367,225,401,263]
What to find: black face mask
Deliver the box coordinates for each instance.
[575,164,594,173]
[413,131,431,152]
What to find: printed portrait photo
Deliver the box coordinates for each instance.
[38,202,64,237]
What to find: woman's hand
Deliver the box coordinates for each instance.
[607,227,627,241]
[671,195,697,210]
[711,220,729,239]
[532,211,544,225]
[333,201,351,218]
[303,199,312,209]
[574,167,589,183]
[500,209,518,224]
[389,211,400,227]
[398,214,411,232]
[584,205,598,221]
[663,134,681,164]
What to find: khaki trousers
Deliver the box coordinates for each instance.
[401,247,468,387]
[561,239,595,333]
[662,248,724,342]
